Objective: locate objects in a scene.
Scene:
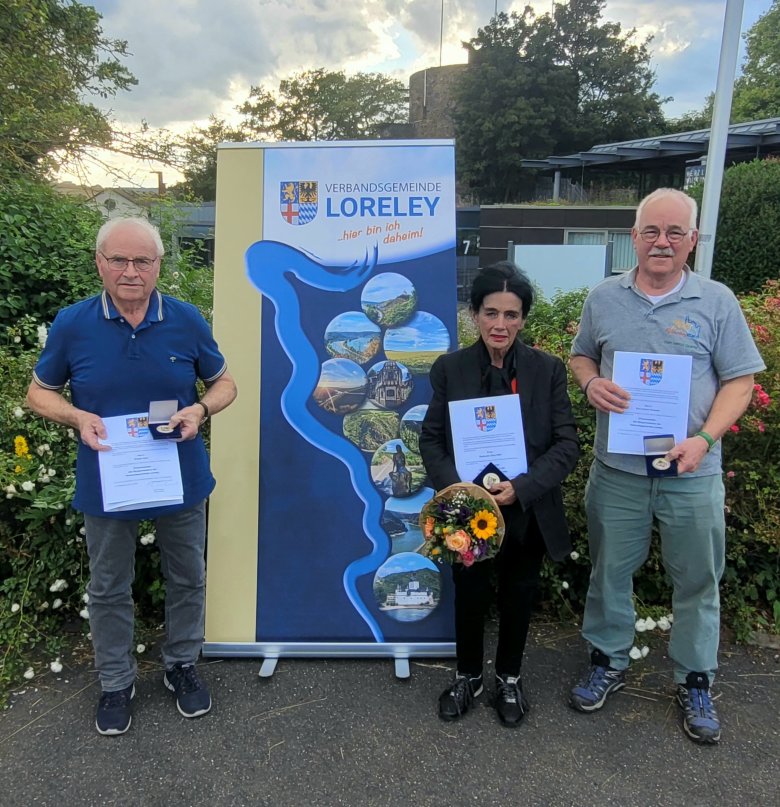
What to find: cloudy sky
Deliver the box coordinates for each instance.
[73,0,773,186]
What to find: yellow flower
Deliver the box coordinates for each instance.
[14,435,31,459]
[471,509,497,540]
[431,547,441,556]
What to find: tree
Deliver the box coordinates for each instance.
[688,158,780,294]
[732,0,780,122]
[0,0,136,179]
[172,69,407,199]
[453,3,667,202]
[238,69,407,141]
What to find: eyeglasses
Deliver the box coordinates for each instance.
[100,253,160,272]
[638,228,692,244]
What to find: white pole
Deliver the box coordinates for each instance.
[694,0,745,279]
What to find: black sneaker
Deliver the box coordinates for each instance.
[676,672,721,744]
[569,649,626,713]
[438,673,483,722]
[494,674,529,728]
[95,684,135,736]
[164,663,212,718]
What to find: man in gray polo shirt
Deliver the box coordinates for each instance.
[568,188,764,744]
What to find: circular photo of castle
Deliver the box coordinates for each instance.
[383,486,434,555]
[366,359,413,410]
[312,359,367,415]
[371,438,424,498]
[373,552,441,623]
[384,311,450,375]
[342,404,400,453]
[399,404,428,454]
[361,273,417,328]
[324,311,381,365]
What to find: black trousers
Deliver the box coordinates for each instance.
[452,509,546,678]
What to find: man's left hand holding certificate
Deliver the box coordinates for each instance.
[98,413,184,512]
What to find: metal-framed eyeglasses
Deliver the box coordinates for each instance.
[100,253,160,272]
[637,227,693,245]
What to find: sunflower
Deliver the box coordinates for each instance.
[470,509,497,540]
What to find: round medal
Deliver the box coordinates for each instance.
[157,423,175,434]
[652,457,671,471]
[482,472,501,488]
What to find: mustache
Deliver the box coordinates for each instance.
[649,248,675,257]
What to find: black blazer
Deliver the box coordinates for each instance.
[419,339,580,561]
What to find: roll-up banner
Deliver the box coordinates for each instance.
[205,141,457,672]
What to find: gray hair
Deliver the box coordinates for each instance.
[96,217,165,257]
[634,189,698,230]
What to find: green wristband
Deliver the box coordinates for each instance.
[695,430,715,450]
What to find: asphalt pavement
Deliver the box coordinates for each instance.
[1,620,778,807]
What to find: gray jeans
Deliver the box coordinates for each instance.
[85,501,207,691]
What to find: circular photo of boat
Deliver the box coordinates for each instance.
[373,552,441,622]
[371,439,424,497]
[342,404,400,453]
[312,359,367,415]
[383,486,434,555]
[361,273,417,327]
[324,311,381,365]
[366,359,413,410]
[399,404,428,454]
[384,311,450,375]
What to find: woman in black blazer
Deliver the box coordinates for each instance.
[420,262,579,727]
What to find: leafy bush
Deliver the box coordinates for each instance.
[0,179,103,328]
[688,158,780,294]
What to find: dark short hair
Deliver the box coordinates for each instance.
[469,261,534,317]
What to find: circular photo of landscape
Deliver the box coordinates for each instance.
[366,360,413,410]
[371,438,424,497]
[361,273,417,328]
[373,552,441,623]
[312,359,367,415]
[324,311,381,365]
[342,404,400,453]
[384,311,450,375]
[399,405,428,454]
[383,486,434,555]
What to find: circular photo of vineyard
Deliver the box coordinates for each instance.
[371,438,424,497]
[324,311,381,365]
[361,273,417,328]
[373,552,440,623]
[399,405,428,454]
[342,405,400,452]
[384,311,450,375]
[312,359,367,415]
[366,360,413,410]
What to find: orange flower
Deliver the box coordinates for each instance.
[423,516,435,540]
[445,529,471,553]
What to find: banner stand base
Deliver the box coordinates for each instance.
[258,657,278,678]
[394,658,410,679]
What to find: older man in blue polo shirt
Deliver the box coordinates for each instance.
[567,189,764,745]
[27,216,237,736]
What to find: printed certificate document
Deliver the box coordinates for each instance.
[448,395,528,481]
[608,351,693,455]
[98,413,184,512]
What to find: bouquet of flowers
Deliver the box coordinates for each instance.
[418,482,506,566]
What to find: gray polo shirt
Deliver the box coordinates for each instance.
[571,267,765,477]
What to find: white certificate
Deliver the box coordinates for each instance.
[98,413,184,512]
[448,395,527,481]
[607,351,693,455]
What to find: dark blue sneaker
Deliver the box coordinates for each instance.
[96,684,135,736]
[677,672,721,744]
[438,673,483,721]
[164,663,212,718]
[570,650,626,712]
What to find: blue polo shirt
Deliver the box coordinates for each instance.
[33,290,227,519]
